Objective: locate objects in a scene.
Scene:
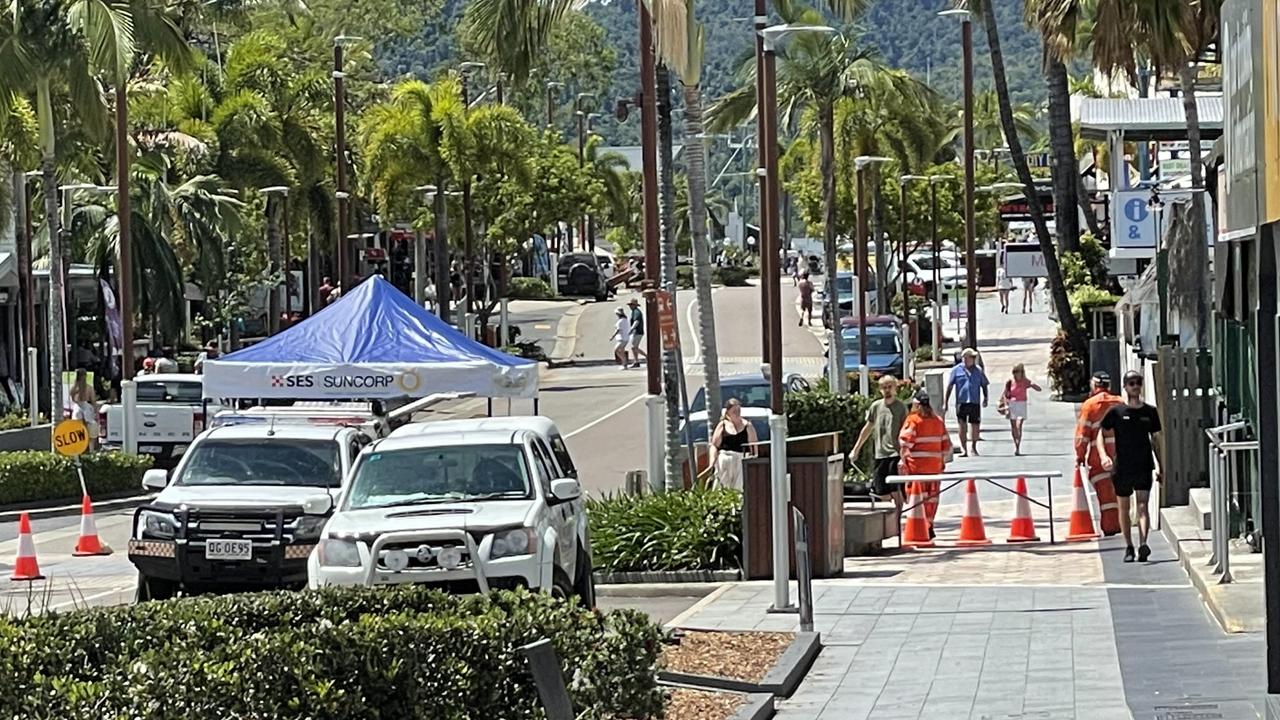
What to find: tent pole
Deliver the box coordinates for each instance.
[487,398,493,417]
[533,396,539,416]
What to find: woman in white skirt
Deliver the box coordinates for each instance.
[999,363,1042,456]
[709,399,758,490]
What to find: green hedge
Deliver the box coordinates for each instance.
[0,451,153,506]
[785,385,873,466]
[0,586,665,719]
[712,266,751,286]
[587,486,742,572]
[508,276,556,300]
[676,265,695,289]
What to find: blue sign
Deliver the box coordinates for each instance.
[1124,198,1149,223]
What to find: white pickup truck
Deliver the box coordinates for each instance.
[101,373,210,468]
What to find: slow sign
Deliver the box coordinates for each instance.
[52,419,90,457]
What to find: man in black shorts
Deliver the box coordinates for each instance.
[850,375,908,517]
[1098,370,1164,562]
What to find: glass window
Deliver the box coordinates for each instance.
[345,444,532,510]
[549,434,577,479]
[531,440,557,492]
[842,333,901,354]
[690,383,775,414]
[137,381,203,404]
[176,440,341,488]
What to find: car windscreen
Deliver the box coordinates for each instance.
[913,256,953,271]
[175,440,341,488]
[344,444,532,510]
[137,381,203,404]
[688,383,773,414]
[842,333,900,354]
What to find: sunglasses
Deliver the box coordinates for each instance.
[1125,379,1143,387]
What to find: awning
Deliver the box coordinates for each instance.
[1079,97,1224,142]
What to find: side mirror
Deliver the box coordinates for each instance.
[304,494,334,515]
[142,469,169,491]
[549,478,581,502]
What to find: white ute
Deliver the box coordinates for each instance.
[100,373,211,468]
[309,417,594,605]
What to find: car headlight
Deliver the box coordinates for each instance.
[489,528,536,559]
[139,510,177,539]
[294,516,327,541]
[317,537,362,567]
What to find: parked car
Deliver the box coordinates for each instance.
[100,373,211,468]
[686,371,810,416]
[128,411,385,599]
[308,416,594,605]
[557,253,609,301]
[824,325,907,380]
[818,271,884,328]
[905,253,967,292]
[682,405,771,445]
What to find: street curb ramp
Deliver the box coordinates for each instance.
[658,630,821,699]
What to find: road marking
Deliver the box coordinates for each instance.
[47,585,133,612]
[564,393,646,438]
[0,514,133,554]
[534,323,551,330]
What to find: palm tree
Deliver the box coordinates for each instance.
[651,0,726,434]
[971,0,1077,336]
[459,0,574,84]
[972,90,1041,155]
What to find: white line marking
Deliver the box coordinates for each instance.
[46,586,133,611]
[564,394,647,438]
[727,579,1193,590]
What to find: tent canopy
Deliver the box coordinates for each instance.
[203,276,538,399]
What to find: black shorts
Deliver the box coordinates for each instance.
[872,457,901,496]
[957,402,981,425]
[1113,469,1154,498]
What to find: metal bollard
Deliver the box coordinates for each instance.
[519,639,575,720]
[792,507,814,633]
[25,347,37,427]
[625,470,646,496]
[1207,444,1221,570]
[121,380,138,455]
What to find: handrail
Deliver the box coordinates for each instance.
[1219,440,1259,451]
[885,470,1062,483]
[1204,421,1248,450]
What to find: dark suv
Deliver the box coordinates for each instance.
[557,253,609,301]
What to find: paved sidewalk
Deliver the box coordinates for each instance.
[674,297,1265,719]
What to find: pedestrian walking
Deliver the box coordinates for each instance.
[996,266,1014,313]
[1098,370,1164,562]
[710,398,758,490]
[851,375,909,519]
[627,298,646,368]
[318,276,333,307]
[610,307,630,370]
[899,389,953,534]
[1021,276,1038,313]
[790,256,801,286]
[943,348,988,456]
[797,271,815,327]
[69,369,98,446]
[998,363,1042,456]
[1074,371,1123,536]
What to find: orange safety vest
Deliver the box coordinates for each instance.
[1075,389,1122,466]
[899,411,952,476]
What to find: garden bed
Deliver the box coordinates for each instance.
[666,688,774,720]
[660,629,821,698]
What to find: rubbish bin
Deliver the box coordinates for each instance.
[742,432,845,579]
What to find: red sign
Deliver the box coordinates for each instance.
[656,290,679,351]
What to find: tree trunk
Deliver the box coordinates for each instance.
[1179,64,1210,348]
[981,2,1077,336]
[1045,56,1080,253]
[682,81,723,429]
[37,79,63,420]
[818,102,842,388]
[433,184,451,322]
[656,65,682,490]
[266,196,281,334]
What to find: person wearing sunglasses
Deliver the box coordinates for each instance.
[1097,370,1165,563]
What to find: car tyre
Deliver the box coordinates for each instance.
[551,568,575,602]
[573,546,596,608]
[136,573,178,602]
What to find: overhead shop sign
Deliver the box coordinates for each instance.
[1223,0,1260,235]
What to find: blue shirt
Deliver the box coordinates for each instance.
[948,363,989,405]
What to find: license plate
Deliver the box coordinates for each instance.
[205,539,253,561]
[140,445,162,454]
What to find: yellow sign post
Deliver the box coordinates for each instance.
[52,419,90,457]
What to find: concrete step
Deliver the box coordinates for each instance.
[1188,487,1213,530]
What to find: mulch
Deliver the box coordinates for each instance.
[664,687,747,720]
[662,630,795,683]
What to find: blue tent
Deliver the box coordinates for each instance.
[203,276,538,399]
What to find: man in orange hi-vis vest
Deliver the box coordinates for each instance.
[1075,371,1122,535]
[899,389,953,532]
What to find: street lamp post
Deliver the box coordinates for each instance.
[575,93,597,252]
[333,35,362,299]
[854,156,890,396]
[898,175,930,359]
[113,87,134,380]
[460,62,485,321]
[928,175,954,361]
[941,8,978,349]
[760,22,835,613]
[586,112,602,251]
[259,186,289,335]
[546,81,564,129]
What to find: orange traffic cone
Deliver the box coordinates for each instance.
[1007,476,1041,543]
[901,482,935,548]
[73,495,112,556]
[956,479,992,546]
[10,512,44,581]
[1066,466,1100,542]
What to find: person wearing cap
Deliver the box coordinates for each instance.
[627,298,646,368]
[943,348,989,456]
[899,389,953,533]
[1098,370,1164,562]
[851,375,909,519]
[1074,370,1123,536]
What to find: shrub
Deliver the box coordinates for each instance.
[507,276,556,300]
[712,266,750,286]
[0,586,665,720]
[587,487,742,572]
[676,265,695,289]
[0,451,152,506]
[785,385,873,468]
[1047,330,1090,397]
[1068,284,1120,324]
[0,413,32,432]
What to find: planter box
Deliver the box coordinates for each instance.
[659,631,821,698]
[0,425,51,452]
[742,433,844,579]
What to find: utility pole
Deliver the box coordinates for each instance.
[854,157,890,395]
[638,0,665,495]
[114,87,134,379]
[460,61,485,325]
[942,8,978,349]
[333,35,362,296]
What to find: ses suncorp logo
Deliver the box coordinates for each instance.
[269,370,422,393]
